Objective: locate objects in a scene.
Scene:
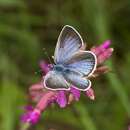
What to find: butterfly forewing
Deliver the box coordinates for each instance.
[54,25,84,64]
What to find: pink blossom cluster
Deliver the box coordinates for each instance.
[21,40,113,125]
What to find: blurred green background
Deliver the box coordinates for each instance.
[0,0,130,130]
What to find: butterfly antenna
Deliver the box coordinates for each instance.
[42,48,54,67]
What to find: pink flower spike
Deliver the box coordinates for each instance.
[56,91,67,108]
[70,87,80,101]
[100,40,111,49]
[85,88,95,100]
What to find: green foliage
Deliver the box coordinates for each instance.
[0,0,130,130]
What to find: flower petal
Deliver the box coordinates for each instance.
[21,108,40,125]
[70,86,80,101]
[39,60,50,74]
[85,88,95,100]
[56,90,67,108]
[91,40,111,56]
[97,48,113,64]
[100,40,111,49]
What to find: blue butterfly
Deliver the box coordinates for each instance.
[44,25,97,91]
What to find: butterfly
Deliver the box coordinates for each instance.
[44,25,97,91]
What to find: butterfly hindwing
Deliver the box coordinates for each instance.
[54,25,84,64]
[44,70,70,90]
[63,70,91,91]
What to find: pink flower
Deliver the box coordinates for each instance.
[56,90,67,108]
[85,88,95,100]
[91,40,113,64]
[21,106,41,124]
[39,60,51,74]
[70,86,81,101]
